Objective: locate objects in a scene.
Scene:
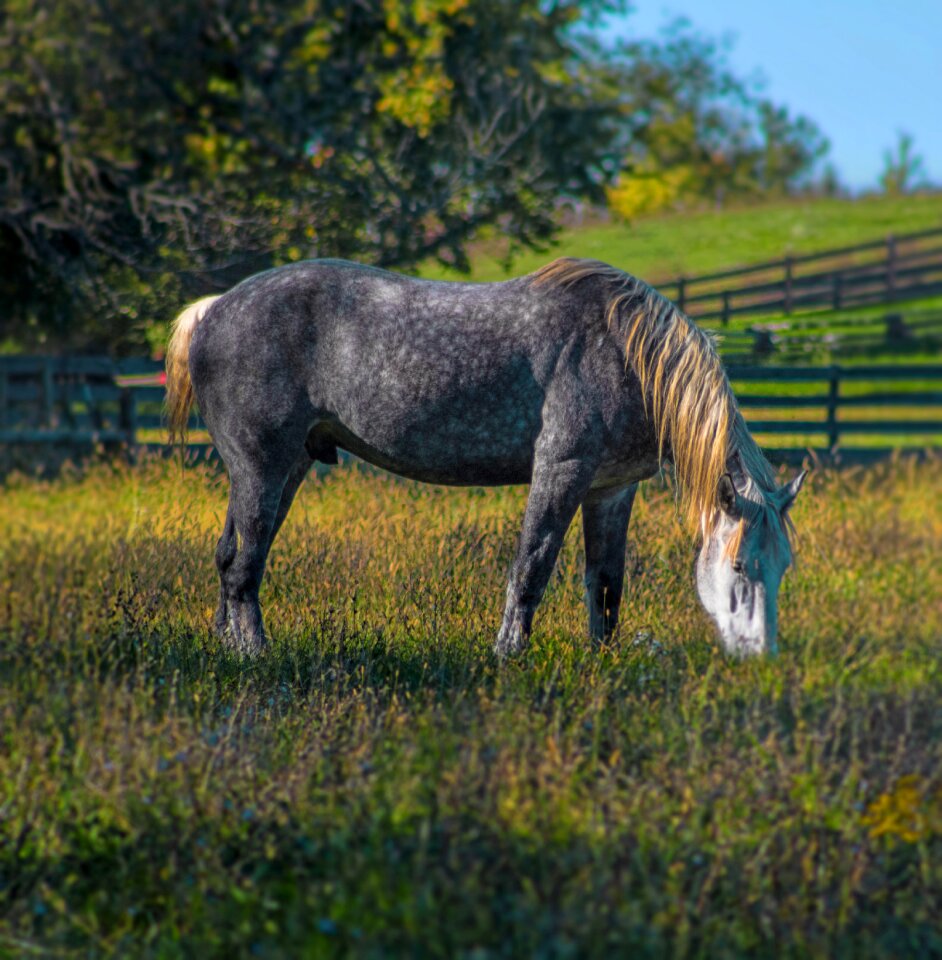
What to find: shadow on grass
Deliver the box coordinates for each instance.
[5,791,939,959]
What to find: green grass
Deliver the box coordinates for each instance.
[418,193,942,284]
[2,456,941,957]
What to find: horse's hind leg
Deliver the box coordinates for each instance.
[213,449,313,640]
[213,504,237,638]
[581,484,637,642]
[212,449,301,654]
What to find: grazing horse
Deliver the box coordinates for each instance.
[166,258,806,658]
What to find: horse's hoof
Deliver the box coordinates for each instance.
[494,623,528,659]
[235,635,266,657]
[220,610,267,657]
[216,628,264,657]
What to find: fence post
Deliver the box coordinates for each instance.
[826,366,840,449]
[784,256,794,314]
[886,233,897,298]
[41,359,55,428]
[751,328,774,358]
[677,276,686,313]
[884,313,909,344]
[721,290,731,327]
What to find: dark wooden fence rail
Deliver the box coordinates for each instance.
[2,357,941,467]
[0,355,136,445]
[726,364,942,459]
[658,226,942,325]
[718,308,942,363]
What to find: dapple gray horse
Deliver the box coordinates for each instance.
[166,258,805,658]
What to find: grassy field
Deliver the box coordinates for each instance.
[418,193,942,285]
[2,456,940,958]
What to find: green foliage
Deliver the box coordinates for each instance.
[605,23,830,220]
[1,457,940,956]
[879,132,928,195]
[0,0,624,352]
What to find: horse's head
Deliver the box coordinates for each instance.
[696,469,806,656]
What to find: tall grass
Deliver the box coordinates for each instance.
[1,457,940,957]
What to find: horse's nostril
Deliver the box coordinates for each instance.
[729,587,738,613]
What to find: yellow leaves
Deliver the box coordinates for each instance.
[383,0,470,30]
[534,60,570,87]
[206,76,238,98]
[183,130,252,176]
[377,64,454,137]
[608,109,729,219]
[382,0,471,41]
[862,775,942,843]
[607,163,697,221]
[383,0,403,33]
[376,0,470,136]
[297,24,334,64]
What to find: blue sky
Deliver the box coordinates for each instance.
[603,1,941,191]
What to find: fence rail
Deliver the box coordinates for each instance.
[0,356,136,446]
[718,307,942,363]
[657,226,942,325]
[726,363,942,458]
[2,356,941,467]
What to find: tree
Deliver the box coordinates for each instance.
[879,132,927,195]
[604,22,829,220]
[0,0,626,352]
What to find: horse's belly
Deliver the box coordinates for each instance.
[327,417,535,486]
[318,345,545,485]
[324,384,540,485]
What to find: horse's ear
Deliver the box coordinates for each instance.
[717,473,741,517]
[778,469,808,514]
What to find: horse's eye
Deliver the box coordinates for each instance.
[732,560,744,575]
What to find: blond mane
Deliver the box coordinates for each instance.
[531,257,779,537]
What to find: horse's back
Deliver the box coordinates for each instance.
[188,259,624,484]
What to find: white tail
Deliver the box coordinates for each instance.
[165,296,221,444]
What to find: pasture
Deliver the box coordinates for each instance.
[1,455,940,957]
[419,193,942,286]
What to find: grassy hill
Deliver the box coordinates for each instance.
[419,192,942,285]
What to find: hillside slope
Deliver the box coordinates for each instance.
[419,193,942,285]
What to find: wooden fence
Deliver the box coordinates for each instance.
[726,363,942,463]
[0,355,138,445]
[719,307,942,364]
[2,356,941,467]
[657,226,942,325]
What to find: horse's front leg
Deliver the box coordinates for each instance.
[581,484,637,642]
[495,454,598,658]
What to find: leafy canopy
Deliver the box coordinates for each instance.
[1,0,624,351]
[606,23,830,220]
